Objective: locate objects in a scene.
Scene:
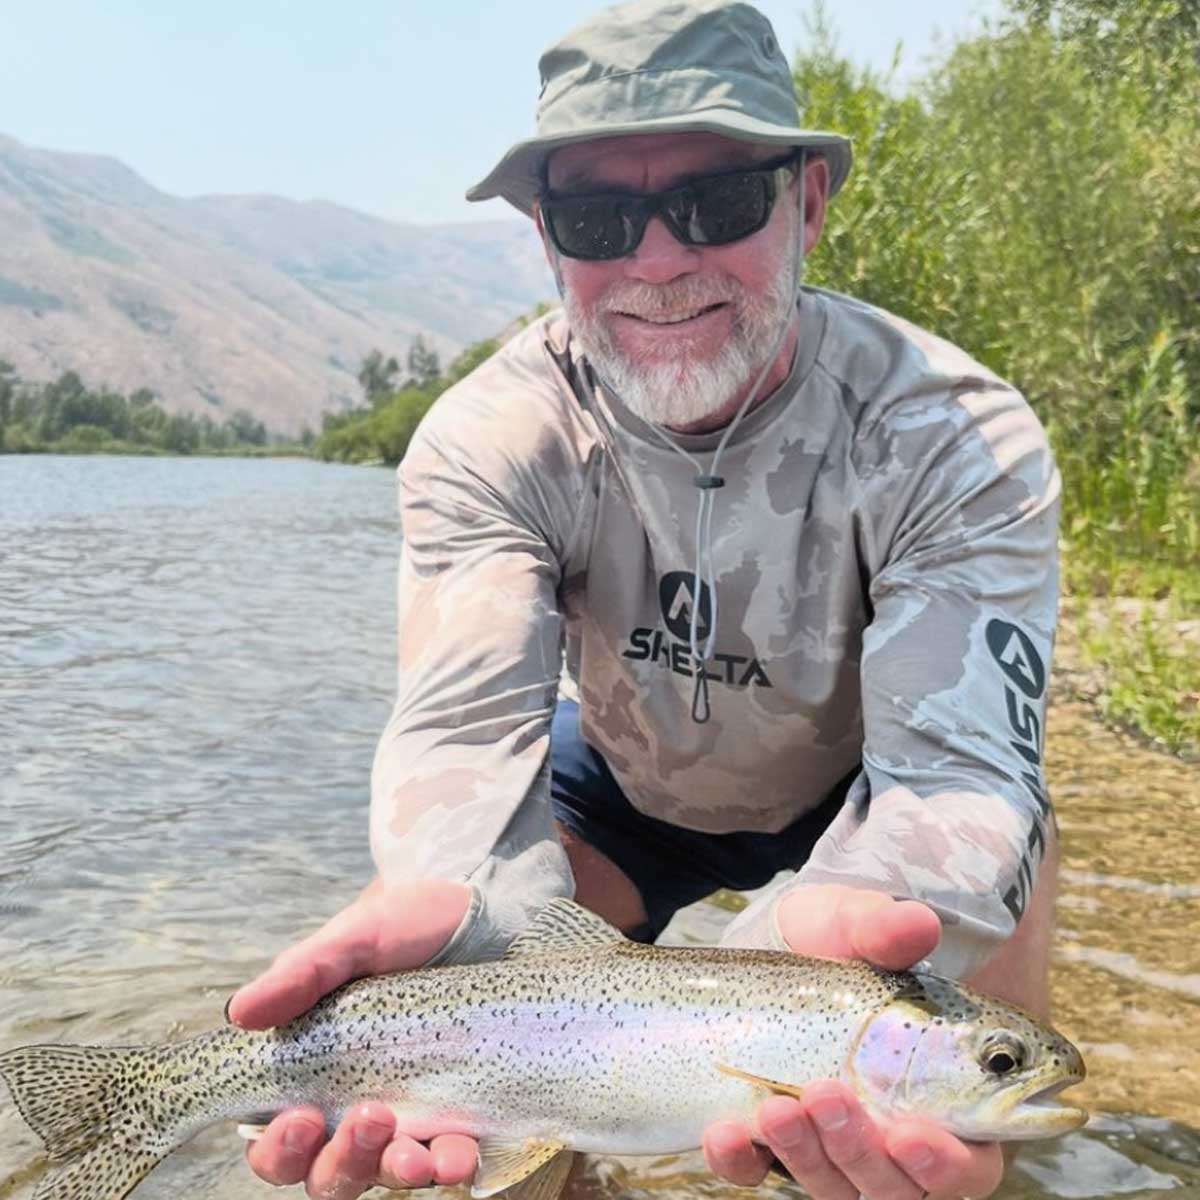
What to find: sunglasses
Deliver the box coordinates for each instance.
[540,154,799,262]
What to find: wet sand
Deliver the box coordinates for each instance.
[1045,700,1200,1130]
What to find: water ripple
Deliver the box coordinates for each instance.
[1,456,1198,1200]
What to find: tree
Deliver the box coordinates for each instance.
[225,408,267,447]
[313,335,505,464]
[163,413,200,454]
[358,349,401,407]
[1009,0,1199,106]
[406,335,441,389]
[444,338,500,387]
[0,359,15,449]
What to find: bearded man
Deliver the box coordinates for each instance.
[229,3,1062,1199]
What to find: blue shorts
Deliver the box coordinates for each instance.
[549,700,855,940]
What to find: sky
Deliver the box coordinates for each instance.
[1,0,1002,227]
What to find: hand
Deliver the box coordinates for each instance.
[702,885,1005,1200]
[226,877,478,1199]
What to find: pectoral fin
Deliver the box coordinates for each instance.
[500,1149,576,1200]
[471,1136,571,1199]
[716,1062,807,1099]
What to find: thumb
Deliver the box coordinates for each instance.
[777,885,940,971]
[227,879,470,1030]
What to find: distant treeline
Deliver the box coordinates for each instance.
[313,332,516,464]
[0,360,305,456]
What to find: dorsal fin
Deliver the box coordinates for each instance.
[503,898,628,960]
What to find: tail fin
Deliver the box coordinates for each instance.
[0,1044,177,1200]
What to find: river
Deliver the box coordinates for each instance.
[0,454,1196,1200]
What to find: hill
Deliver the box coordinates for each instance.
[0,133,553,434]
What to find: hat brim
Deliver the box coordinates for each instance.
[467,113,852,216]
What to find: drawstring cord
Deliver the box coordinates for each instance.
[639,353,771,722]
[638,157,807,722]
[548,154,809,723]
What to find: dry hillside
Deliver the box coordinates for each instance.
[0,133,553,434]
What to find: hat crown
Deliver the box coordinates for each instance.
[465,0,852,214]
[536,0,800,136]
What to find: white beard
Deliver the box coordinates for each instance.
[563,227,799,430]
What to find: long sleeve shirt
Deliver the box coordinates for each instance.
[369,286,1061,979]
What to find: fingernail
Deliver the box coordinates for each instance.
[223,994,238,1025]
[390,1150,429,1187]
[894,1144,935,1173]
[771,1116,807,1150]
[812,1099,849,1131]
[354,1120,391,1151]
[284,1122,319,1154]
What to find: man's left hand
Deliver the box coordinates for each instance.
[701,885,1005,1200]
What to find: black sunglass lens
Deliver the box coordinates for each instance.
[668,173,772,246]
[548,195,645,261]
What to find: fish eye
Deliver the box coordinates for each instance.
[981,1034,1026,1076]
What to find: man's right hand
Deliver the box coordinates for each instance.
[226,877,479,1199]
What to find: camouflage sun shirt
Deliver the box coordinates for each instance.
[370,287,1061,979]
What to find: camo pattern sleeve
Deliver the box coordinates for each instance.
[721,303,1061,980]
[369,322,598,964]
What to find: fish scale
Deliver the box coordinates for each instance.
[0,899,1086,1200]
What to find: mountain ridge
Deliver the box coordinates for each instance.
[0,133,553,433]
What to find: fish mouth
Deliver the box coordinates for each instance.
[1009,1077,1089,1133]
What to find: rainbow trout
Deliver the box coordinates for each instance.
[0,899,1086,1200]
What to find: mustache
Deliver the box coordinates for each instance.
[598,278,741,320]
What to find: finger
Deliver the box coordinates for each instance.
[886,1121,1005,1200]
[702,1119,773,1187]
[755,1095,857,1200]
[804,1084,924,1200]
[849,898,941,970]
[304,1103,396,1200]
[377,1134,436,1190]
[228,914,377,1029]
[227,880,469,1031]
[245,1109,326,1187]
[779,886,940,970]
[429,1133,481,1186]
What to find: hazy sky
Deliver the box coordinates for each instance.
[2,1,1002,226]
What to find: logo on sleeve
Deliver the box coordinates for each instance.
[986,618,1050,923]
[986,620,1045,698]
[622,571,772,689]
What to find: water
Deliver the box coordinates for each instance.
[0,454,1197,1200]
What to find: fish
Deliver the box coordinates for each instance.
[0,898,1087,1200]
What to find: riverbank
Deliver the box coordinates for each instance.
[1044,697,1200,1131]
[0,442,309,458]
[1056,560,1200,760]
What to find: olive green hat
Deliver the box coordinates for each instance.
[467,0,852,215]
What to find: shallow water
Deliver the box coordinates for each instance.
[0,455,1197,1199]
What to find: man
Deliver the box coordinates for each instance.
[228,3,1061,1198]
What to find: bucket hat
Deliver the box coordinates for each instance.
[467,0,852,216]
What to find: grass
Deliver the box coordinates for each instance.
[1059,554,1200,759]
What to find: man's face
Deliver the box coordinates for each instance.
[536,131,826,431]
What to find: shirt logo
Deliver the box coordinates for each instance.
[986,618,1050,923]
[659,571,711,642]
[986,619,1045,699]
[621,571,772,689]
